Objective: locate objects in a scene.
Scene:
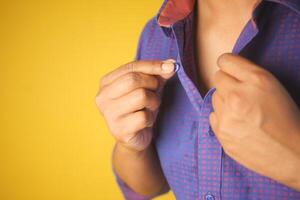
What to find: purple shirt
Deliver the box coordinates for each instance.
[113,0,300,199]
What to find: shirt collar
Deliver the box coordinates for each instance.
[156,0,300,28]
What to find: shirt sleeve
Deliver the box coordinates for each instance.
[112,167,154,200]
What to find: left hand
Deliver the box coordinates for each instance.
[209,53,300,191]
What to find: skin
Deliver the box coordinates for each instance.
[95,0,300,196]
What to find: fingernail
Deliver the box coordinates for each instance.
[161,60,175,73]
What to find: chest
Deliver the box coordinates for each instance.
[194,22,249,96]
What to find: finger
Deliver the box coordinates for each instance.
[117,109,155,142]
[102,72,159,99]
[122,128,153,151]
[209,112,219,135]
[100,59,177,88]
[211,91,224,116]
[111,88,160,117]
[213,69,240,99]
[217,53,261,82]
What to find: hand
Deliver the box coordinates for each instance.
[95,59,177,152]
[209,53,300,191]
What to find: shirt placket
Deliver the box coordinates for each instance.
[171,21,203,114]
[171,19,222,200]
[170,3,262,198]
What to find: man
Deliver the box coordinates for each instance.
[96,0,300,199]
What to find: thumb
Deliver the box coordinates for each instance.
[159,59,179,80]
[156,59,179,97]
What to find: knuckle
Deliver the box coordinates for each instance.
[95,92,105,110]
[136,88,148,102]
[107,120,119,136]
[97,100,120,123]
[115,131,129,143]
[125,61,137,73]
[149,75,159,90]
[218,122,227,134]
[209,113,218,131]
[227,91,253,116]
[118,136,131,144]
[227,91,245,111]
[95,87,112,115]
[110,121,126,139]
[250,69,272,88]
[125,72,142,87]
[136,89,161,111]
[218,124,234,140]
[116,133,130,144]
[149,60,159,73]
[106,110,119,123]
[139,111,154,128]
[110,125,119,136]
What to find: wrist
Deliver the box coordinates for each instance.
[115,142,152,160]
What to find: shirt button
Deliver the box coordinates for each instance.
[208,125,214,136]
[174,62,180,72]
[205,194,215,200]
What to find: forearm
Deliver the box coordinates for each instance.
[113,142,169,196]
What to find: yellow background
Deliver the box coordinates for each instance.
[0,0,175,199]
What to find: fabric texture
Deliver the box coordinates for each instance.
[112,0,300,199]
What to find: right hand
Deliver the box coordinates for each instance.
[95,59,177,152]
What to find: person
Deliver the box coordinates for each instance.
[95,0,300,199]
